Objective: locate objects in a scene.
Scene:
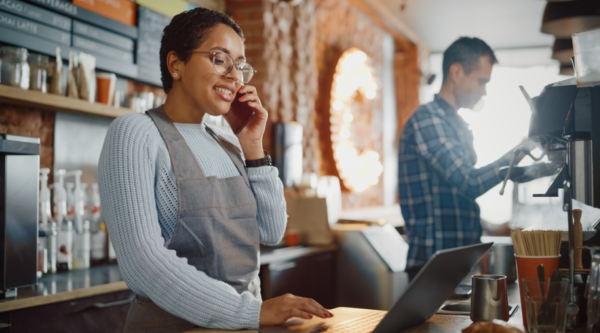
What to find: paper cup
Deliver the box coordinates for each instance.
[97,72,116,105]
[286,229,299,247]
[515,255,560,330]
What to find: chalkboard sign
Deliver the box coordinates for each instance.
[0,0,70,31]
[72,35,133,63]
[0,25,70,60]
[25,0,137,39]
[136,6,170,84]
[0,10,70,45]
[0,24,139,78]
[138,64,162,86]
[73,20,134,51]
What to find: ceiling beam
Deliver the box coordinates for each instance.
[345,0,428,53]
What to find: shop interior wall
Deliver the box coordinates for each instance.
[0,0,421,210]
[227,0,421,208]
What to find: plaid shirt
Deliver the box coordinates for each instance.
[398,95,511,270]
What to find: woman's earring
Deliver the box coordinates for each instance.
[174,73,178,78]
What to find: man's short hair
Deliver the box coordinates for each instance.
[442,37,497,83]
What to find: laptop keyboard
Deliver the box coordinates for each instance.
[325,311,387,332]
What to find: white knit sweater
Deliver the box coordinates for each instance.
[97,113,287,330]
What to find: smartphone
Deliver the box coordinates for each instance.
[224,93,255,135]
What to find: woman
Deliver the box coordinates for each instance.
[98,8,332,332]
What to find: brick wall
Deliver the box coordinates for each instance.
[225,0,272,152]
[394,41,421,140]
[0,104,54,171]
[227,0,421,208]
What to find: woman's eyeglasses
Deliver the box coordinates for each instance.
[193,51,256,84]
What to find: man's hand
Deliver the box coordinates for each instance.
[260,294,333,328]
[501,138,539,165]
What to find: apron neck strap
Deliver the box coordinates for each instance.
[146,107,206,180]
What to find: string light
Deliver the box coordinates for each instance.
[329,48,382,192]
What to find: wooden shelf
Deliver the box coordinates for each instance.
[0,84,135,119]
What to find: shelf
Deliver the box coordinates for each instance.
[0,84,135,119]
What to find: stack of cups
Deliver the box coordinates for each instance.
[512,230,568,332]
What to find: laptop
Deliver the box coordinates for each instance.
[189,242,492,333]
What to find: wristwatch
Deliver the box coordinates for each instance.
[245,151,272,167]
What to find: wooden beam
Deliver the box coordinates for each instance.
[345,0,428,53]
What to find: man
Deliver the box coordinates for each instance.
[398,37,523,279]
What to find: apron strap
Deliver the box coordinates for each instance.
[146,107,206,180]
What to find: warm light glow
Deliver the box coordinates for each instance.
[333,100,344,111]
[329,48,382,192]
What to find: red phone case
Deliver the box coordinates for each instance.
[225,93,255,135]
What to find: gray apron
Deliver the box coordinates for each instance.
[123,107,261,333]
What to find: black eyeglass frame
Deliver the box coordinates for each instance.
[192,51,257,84]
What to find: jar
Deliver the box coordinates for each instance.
[28,53,48,93]
[0,46,29,89]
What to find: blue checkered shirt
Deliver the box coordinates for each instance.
[398,95,511,270]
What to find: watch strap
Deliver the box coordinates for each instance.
[245,151,272,167]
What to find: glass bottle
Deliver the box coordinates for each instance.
[57,219,73,272]
[0,46,29,89]
[27,53,48,93]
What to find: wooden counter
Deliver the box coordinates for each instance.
[186,282,525,333]
[187,308,523,333]
[0,245,336,313]
[0,264,127,313]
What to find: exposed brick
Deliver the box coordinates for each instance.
[234,0,419,209]
[0,104,54,173]
[250,11,263,20]
[40,145,53,170]
[7,124,38,138]
[229,12,248,21]
[227,0,262,10]
[244,43,265,51]
[2,108,43,129]
[41,111,55,128]
[244,48,264,58]
[236,21,264,31]
[40,127,53,147]
[244,35,264,45]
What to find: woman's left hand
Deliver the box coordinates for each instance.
[235,85,268,160]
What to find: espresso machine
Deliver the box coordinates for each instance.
[0,134,40,298]
[525,77,600,327]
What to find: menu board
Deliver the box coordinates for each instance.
[0,0,71,31]
[72,35,134,63]
[0,25,70,59]
[137,6,170,85]
[0,10,70,45]
[73,20,134,51]
[25,0,137,39]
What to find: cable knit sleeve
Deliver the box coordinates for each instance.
[98,114,261,330]
[246,166,287,245]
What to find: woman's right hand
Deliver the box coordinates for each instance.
[259,294,334,328]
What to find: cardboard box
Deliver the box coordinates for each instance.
[286,197,334,246]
